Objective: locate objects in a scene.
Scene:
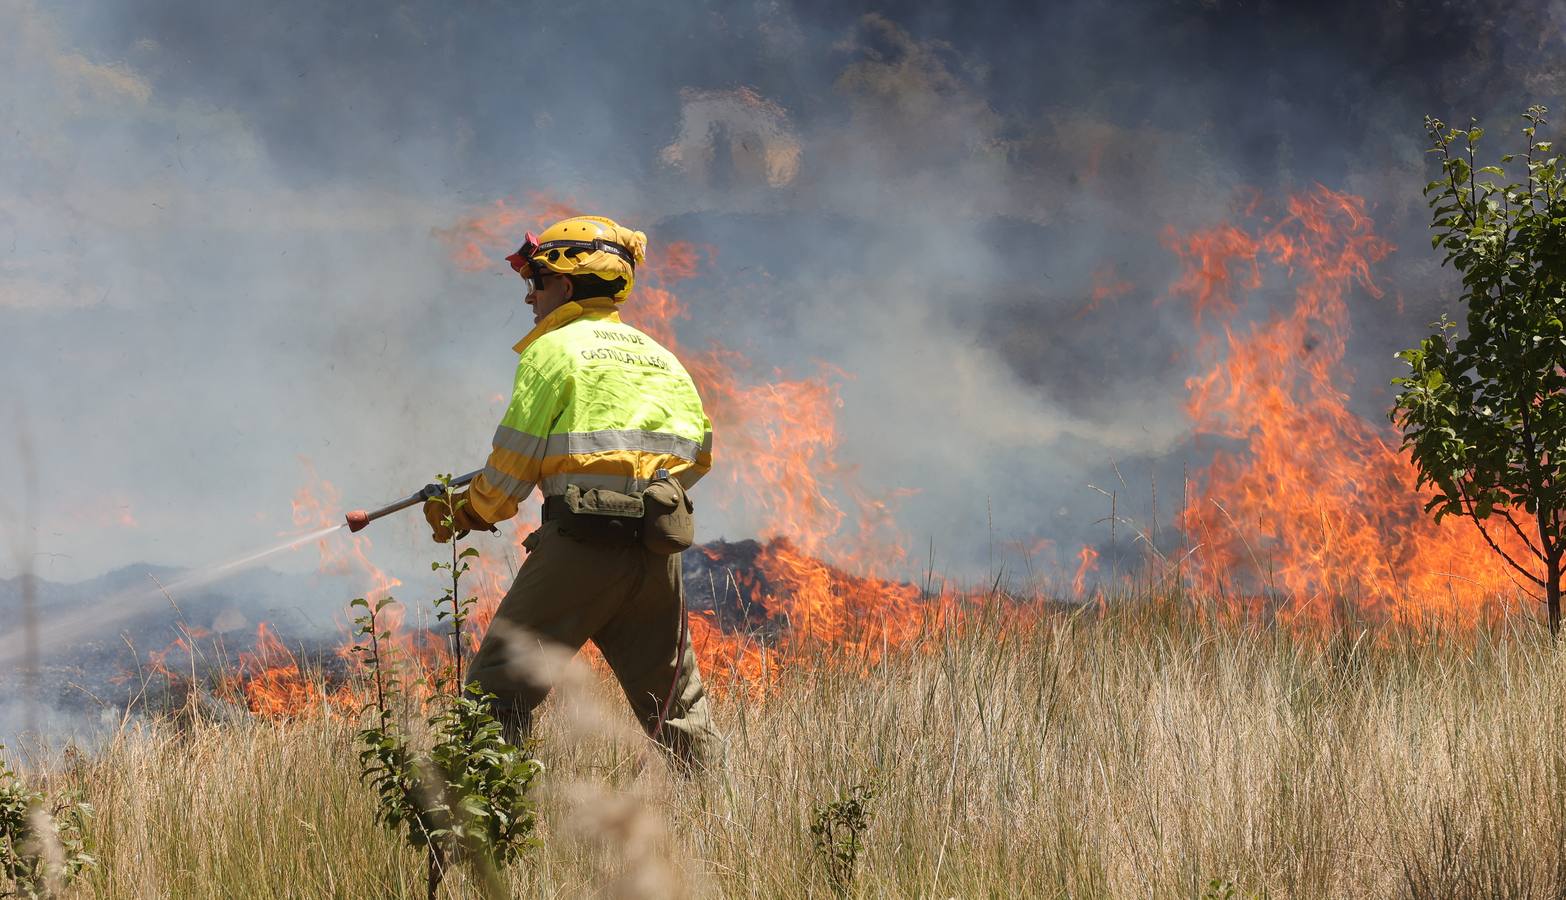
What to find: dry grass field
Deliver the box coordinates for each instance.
[17,599,1566,898]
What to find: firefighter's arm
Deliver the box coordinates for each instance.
[466,361,561,525]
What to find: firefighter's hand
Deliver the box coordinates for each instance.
[423,497,455,542]
[423,492,494,543]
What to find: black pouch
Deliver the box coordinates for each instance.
[557,484,645,546]
[641,477,694,555]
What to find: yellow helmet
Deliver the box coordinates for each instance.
[505,215,647,302]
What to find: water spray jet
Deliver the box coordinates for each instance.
[344,469,482,532]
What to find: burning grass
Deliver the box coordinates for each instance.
[23,595,1566,898]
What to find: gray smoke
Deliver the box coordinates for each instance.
[3,0,1564,587]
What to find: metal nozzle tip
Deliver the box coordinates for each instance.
[345,510,370,533]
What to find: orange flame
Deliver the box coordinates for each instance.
[1077,264,1134,317]
[1172,185,1525,625]
[232,623,328,717]
[205,464,405,715]
[1072,546,1100,596]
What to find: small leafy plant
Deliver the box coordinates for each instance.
[354,475,543,899]
[0,746,94,898]
[810,777,878,897]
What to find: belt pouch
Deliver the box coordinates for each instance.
[558,484,645,546]
[640,477,694,555]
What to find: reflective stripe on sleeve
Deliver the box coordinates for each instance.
[481,465,536,500]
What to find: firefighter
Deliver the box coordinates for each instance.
[424,214,724,771]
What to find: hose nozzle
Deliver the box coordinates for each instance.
[341,469,481,534]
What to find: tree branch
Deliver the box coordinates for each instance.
[1519,404,1562,570]
[1459,486,1547,587]
[1499,507,1547,562]
[1457,478,1545,562]
[1467,128,1478,225]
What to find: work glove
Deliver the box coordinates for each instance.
[423,491,496,543]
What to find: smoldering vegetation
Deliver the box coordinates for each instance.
[14,601,1566,898]
[0,542,858,744]
[0,563,345,740]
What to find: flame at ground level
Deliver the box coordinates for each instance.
[1171,185,1533,626]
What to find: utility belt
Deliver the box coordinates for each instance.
[541,475,694,554]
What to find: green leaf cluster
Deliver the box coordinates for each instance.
[810,778,879,897]
[1393,107,1566,619]
[0,746,94,898]
[425,686,543,870]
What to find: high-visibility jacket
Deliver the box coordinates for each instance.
[467,298,714,525]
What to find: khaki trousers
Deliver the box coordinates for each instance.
[467,519,725,770]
